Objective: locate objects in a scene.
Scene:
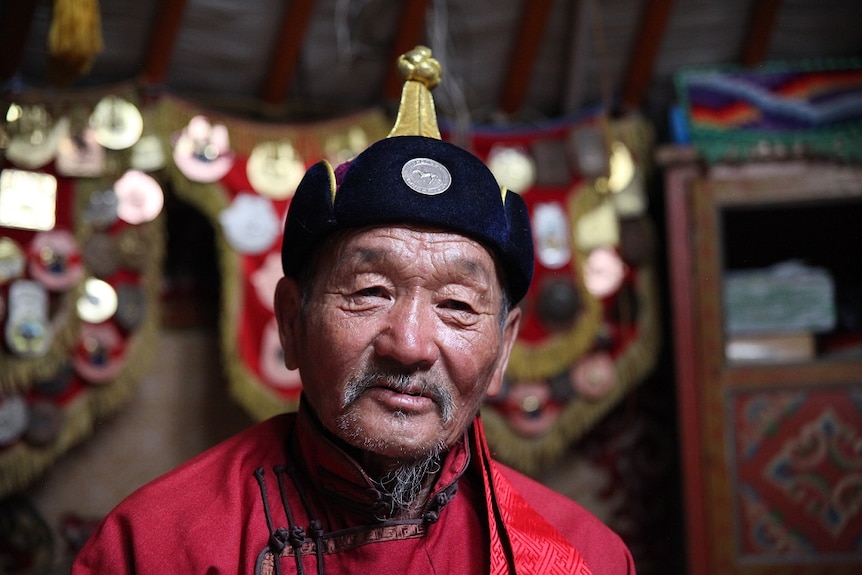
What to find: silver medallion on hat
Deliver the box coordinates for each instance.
[401,157,451,195]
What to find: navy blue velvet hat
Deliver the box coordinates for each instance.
[280,47,534,303]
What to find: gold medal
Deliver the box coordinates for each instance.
[487,145,536,193]
[607,141,635,194]
[246,141,305,200]
[575,199,619,251]
[89,96,144,151]
[323,126,369,166]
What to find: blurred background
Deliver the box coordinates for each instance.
[1,1,861,573]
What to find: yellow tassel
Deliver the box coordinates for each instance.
[47,0,104,84]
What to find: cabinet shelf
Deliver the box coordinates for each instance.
[664,157,862,575]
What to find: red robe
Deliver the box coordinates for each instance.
[72,406,635,574]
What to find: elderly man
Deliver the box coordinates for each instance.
[72,48,635,574]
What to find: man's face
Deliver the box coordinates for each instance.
[275,226,521,466]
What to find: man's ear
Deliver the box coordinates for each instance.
[274,277,302,370]
[486,305,521,398]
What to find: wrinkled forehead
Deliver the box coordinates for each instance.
[309,224,507,291]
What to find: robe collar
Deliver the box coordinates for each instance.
[291,398,469,522]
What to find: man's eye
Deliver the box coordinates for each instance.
[442,299,474,313]
[354,286,386,298]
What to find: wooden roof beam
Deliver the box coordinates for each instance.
[141,0,189,86]
[499,0,554,117]
[740,0,783,66]
[261,0,318,106]
[383,0,430,100]
[620,0,675,111]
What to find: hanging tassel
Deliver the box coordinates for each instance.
[47,0,104,86]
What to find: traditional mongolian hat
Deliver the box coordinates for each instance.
[281,46,534,303]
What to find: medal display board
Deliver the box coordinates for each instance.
[466,115,662,475]
[1,91,662,489]
[0,92,164,498]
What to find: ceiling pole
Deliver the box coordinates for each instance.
[499,0,554,117]
[383,0,429,100]
[561,0,593,115]
[740,0,783,66]
[0,0,39,82]
[261,0,318,107]
[619,0,675,111]
[141,0,189,86]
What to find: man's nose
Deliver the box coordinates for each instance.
[374,295,439,369]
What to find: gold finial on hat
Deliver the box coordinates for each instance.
[387,46,442,140]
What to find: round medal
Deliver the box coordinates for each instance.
[571,351,616,400]
[74,322,125,384]
[536,277,581,331]
[5,315,52,357]
[173,116,234,183]
[502,382,561,438]
[89,96,144,150]
[77,277,118,323]
[28,229,85,291]
[247,141,305,200]
[219,193,280,254]
[487,145,536,193]
[583,246,626,299]
[114,169,164,225]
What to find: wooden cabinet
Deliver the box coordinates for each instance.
[663,156,862,575]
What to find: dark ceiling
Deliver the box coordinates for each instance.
[2,0,862,138]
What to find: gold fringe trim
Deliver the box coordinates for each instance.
[483,209,662,477]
